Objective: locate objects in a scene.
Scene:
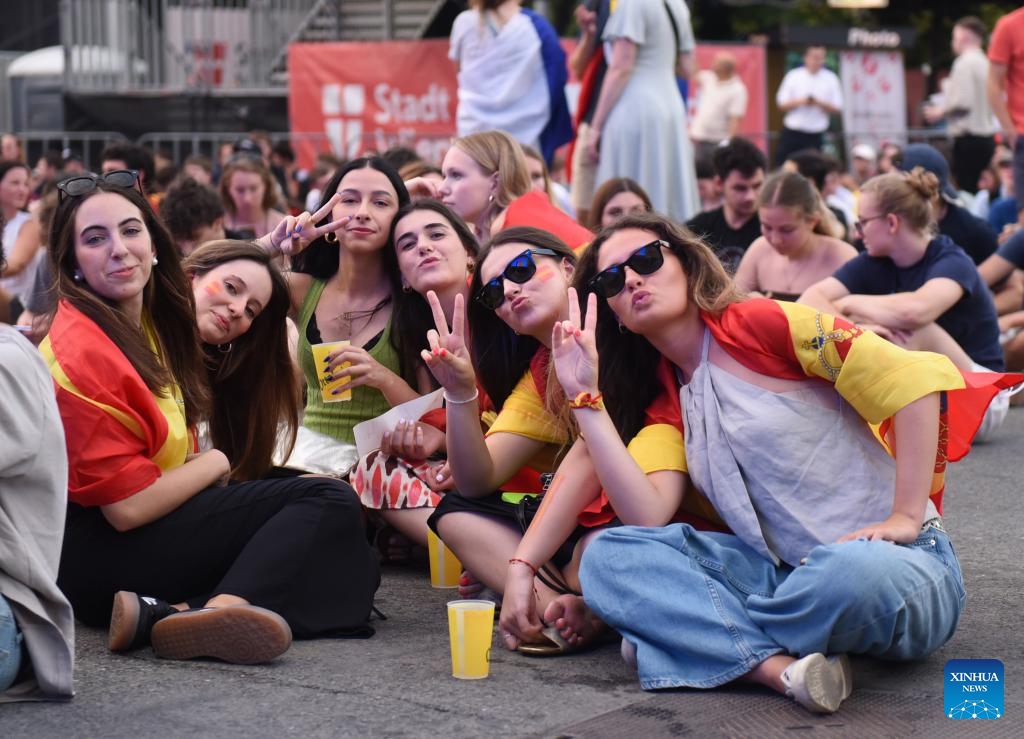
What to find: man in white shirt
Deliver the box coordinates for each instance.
[924,16,996,194]
[774,46,843,166]
[690,52,749,162]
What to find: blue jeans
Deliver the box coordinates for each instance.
[0,594,24,692]
[579,523,966,690]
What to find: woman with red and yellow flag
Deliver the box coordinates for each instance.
[41,171,377,665]
[548,212,1020,714]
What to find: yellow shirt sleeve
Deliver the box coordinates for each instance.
[485,370,569,445]
[775,301,965,424]
[626,422,687,474]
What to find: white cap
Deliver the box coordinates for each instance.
[851,144,877,161]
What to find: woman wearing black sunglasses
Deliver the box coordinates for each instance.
[547,211,1017,712]
[418,227,594,648]
[41,175,378,665]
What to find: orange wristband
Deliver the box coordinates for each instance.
[568,391,604,411]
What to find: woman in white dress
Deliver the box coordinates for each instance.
[585,0,700,222]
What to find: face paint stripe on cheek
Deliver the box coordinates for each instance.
[204,281,223,296]
[535,265,556,283]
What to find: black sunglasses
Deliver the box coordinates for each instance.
[588,239,668,299]
[476,247,560,310]
[56,169,141,202]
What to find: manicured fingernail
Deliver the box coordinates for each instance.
[439,348,447,357]
[295,224,302,232]
[324,373,332,381]
[436,473,444,482]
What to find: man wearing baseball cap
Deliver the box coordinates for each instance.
[896,143,997,264]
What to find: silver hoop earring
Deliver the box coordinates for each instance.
[217,342,233,354]
[73,269,84,282]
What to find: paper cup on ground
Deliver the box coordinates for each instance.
[310,341,351,402]
[428,529,462,589]
[447,599,495,679]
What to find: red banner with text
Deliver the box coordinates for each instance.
[288,40,768,169]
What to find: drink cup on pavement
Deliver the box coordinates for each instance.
[447,599,496,679]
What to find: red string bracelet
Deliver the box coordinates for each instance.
[508,557,538,574]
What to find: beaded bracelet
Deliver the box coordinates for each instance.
[568,391,604,411]
[508,557,538,575]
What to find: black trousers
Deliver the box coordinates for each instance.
[952,134,996,194]
[775,127,825,168]
[59,476,379,638]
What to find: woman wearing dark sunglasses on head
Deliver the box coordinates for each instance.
[42,173,378,665]
[552,211,1018,712]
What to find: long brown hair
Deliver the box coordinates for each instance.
[49,181,209,425]
[389,199,479,388]
[468,226,577,411]
[574,212,744,439]
[183,240,300,480]
[219,157,279,215]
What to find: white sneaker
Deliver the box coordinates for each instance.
[781,653,853,714]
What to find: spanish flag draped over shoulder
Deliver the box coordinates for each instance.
[39,301,190,507]
[699,299,1024,513]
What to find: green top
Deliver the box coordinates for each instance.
[297,279,398,444]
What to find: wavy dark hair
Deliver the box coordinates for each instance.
[183,240,299,481]
[468,226,576,411]
[573,212,744,440]
[49,181,209,425]
[389,199,479,388]
[290,156,410,280]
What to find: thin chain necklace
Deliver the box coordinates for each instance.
[335,295,392,340]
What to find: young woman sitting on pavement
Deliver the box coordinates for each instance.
[44,172,376,665]
[349,200,480,554]
[800,167,1011,440]
[553,211,1018,713]
[734,171,855,302]
[421,227,581,636]
[438,131,592,248]
[182,240,301,480]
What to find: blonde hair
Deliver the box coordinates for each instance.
[759,171,842,238]
[860,167,940,234]
[451,131,532,223]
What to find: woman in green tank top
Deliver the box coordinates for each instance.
[261,157,423,473]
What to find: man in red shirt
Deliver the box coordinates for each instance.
[988,6,1024,216]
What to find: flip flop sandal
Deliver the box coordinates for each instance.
[516,625,574,657]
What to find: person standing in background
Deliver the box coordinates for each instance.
[690,52,749,163]
[988,6,1024,218]
[586,0,700,223]
[774,46,843,167]
[924,17,996,196]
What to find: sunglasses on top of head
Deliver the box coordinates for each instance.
[476,247,560,310]
[56,169,142,202]
[588,239,668,299]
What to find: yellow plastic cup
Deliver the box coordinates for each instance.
[447,599,495,679]
[428,528,462,589]
[310,340,352,402]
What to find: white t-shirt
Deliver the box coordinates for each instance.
[691,70,749,143]
[776,66,843,134]
[0,211,42,303]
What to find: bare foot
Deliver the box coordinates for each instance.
[542,594,608,647]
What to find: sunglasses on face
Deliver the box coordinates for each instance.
[588,239,668,299]
[56,169,141,202]
[476,247,560,310]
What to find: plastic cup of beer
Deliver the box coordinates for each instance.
[447,599,496,679]
[428,528,461,589]
[310,340,351,402]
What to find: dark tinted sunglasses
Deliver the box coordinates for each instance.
[476,247,560,310]
[56,169,141,202]
[588,239,667,299]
